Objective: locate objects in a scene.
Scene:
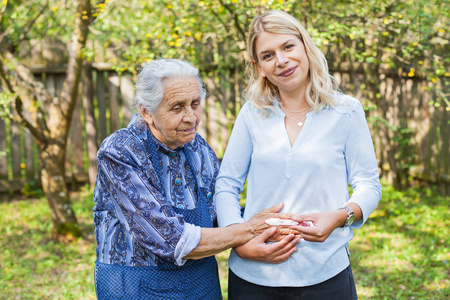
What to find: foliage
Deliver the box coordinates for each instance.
[1,0,448,190]
[1,184,448,299]
[84,0,448,187]
[80,1,449,79]
[0,89,14,118]
[21,181,45,198]
[0,0,75,47]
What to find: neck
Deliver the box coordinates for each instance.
[279,90,308,111]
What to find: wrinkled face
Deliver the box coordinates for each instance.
[140,76,202,149]
[255,32,310,96]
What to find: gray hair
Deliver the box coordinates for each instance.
[134,58,206,113]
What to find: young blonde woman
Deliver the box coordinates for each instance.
[214,10,382,300]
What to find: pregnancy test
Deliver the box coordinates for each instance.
[265,218,314,227]
[265,218,298,226]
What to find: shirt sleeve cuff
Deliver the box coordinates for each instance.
[174,223,201,266]
[349,185,382,229]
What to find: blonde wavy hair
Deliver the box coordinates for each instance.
[244,10,338,115]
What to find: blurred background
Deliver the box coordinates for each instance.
[0,0,448,299]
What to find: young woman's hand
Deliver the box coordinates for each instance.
[291,204,362,242]
[234,227,300,264]
[290,210,346,242]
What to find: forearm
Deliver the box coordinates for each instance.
[184,203,291,260]
[183,223,253,260]
[291,202,364,243]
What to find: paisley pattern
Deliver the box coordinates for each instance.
[93,114,219,267]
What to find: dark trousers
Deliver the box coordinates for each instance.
[228,265,357,300]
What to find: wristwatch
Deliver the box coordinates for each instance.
[339,206,355,227]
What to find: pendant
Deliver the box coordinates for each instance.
[297,121,304,127]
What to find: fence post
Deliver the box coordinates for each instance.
[0,117,8,180]
[82,64,98,188]
[119,74,135,126]
[108,73,120,133]
[68,88,87,184]
[24,129,36,180]
[10,119,21,179]
[96,70,108,143]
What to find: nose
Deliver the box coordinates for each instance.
[275,51,289,67]
[183,107,197,123]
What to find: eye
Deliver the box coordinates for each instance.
[262,53,273,60]
[192,100,201,109]
[172,105,181,111]
[285,44,294,50]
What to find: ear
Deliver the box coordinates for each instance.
[139,104,154,125]
[256,63,266,78]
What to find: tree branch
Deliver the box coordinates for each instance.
[18,1,49,44]
[217,0,246,41]
[0,56,48,142]
[210,7,231,33]
[90,0,108,25]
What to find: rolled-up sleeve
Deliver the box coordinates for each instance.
[344,102,382,228]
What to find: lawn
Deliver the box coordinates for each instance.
[0,184,448,299]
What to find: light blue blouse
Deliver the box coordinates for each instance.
[214,94,382,287]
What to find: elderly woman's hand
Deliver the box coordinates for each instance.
[245,203,300,238]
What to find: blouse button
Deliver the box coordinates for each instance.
[174,178,182,185]
[177,204,184,209]
[207,192,212,199]
[169,152,176,158]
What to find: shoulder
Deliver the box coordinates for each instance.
[238,101,274,120]
[239,101,254,115]
[99,128,135,152]
[100,115,149,152]
[98,126,147,165]
[331,93,363,115]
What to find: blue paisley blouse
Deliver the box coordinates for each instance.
[93,114,219,267]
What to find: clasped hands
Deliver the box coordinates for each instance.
[235,203,345,264]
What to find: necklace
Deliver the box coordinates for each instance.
[283,108,311,127]
[280,102,311,114]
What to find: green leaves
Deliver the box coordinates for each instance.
[0,90,15,119]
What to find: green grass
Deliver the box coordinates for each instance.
[0,187,97,300]
[0,185,448,299]
[350,185,449,299]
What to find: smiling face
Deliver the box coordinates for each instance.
[140,76,202,149]
[255,32,310,97]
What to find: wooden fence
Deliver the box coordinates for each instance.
[0,63,449,195]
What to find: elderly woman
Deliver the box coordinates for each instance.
[93,59,299,300]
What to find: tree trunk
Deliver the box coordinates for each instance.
[0,0,91,241]
[39,142,81,241]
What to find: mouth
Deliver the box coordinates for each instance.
[179,127,196,134]
[278,67,297,77]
